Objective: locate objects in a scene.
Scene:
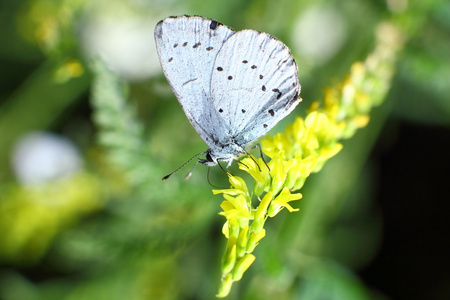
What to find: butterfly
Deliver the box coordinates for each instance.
[154,16,301,179]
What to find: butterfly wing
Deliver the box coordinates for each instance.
[154,16,235,148]
[210,30,300,147]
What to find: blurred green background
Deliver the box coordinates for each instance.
[0,0,449,299]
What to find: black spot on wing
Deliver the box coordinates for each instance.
[217,67,223,71]
[289,93,300,104]
[259,75,263,79]
[272,88,282,99]
[242,60,248,64]
[173,43,178,48]
[219,108,223,113]
[242,109,246,113]
[206,46,213,51]
[263,124,268,128]
[183,42,188,47]
[268,109,274,116]
[262,85,266,91]
[168,57,173,62]
[228,76,233,80]
[193,42,201,48]
[251,65,257,69]
[210,20,220,30]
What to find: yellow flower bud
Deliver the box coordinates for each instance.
[232,254,256,281]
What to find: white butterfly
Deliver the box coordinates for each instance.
[155,16,301,178]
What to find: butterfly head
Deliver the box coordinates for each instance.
[199,143,244,167]
[197,150,215,166]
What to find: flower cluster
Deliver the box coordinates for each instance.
[215,21,403,298]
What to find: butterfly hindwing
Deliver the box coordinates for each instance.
[154,16,235,147]
[210,30,301,146]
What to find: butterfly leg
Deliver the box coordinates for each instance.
[250,143,270,172]
[217,160,232,177]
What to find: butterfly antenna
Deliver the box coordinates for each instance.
[184,159,201,180]
[162,151,207,181]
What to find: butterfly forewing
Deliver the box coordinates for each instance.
[154,16,235,147]
[210,30,300,145]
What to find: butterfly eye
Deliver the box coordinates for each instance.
[206,152,214,162]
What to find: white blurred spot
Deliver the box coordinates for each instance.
[11,132,82,185]
[387,0,408,13]
[80,13,161,82]
[292,6,347,64]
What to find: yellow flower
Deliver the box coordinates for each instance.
[219,194,252,221]
[251,192,272,233]
[238,157,270,196]
[216,274,233,298]
[222,236,237,274]
[285,154,318,190]
[232,254,256,281]
[268,188,302,217]
[268,156,288,195]
[213,175,250,198]
[246,229,266,253]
